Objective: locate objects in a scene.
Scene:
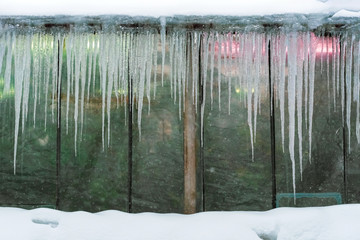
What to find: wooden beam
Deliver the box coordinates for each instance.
[184,33,197,214]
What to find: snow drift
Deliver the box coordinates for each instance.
[1,204,360,240]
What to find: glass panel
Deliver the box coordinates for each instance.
[132,80,184,213]
[348,125,360,203]
[60,35,128,212]
[276,36,344,207]
[204,33,272,211]
[0,33,56,208]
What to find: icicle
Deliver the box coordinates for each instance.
[326,37,331,113]
[152,33,158,99]
[183,35,188,116]
[114,36,120,109]
[270,34,277,116]
[0,33,6,76]
[279,34,287,153]
[92,37,99,98]
[308,33,318,163]
[80,35,88,139]
[51,36,58,124]
[297,33,304,179]
[258,34,266,116]
[227,32,232,114]
[354,40,360,144]
[217,33,222,111]
[100,34,109,150]
[131,33,137,117]
[332,36,337,109]
[345,34,354,153]
[320,34,325,74]
[87,35,94,103]
[32,34,41,128]
[107,35,117,146]
[71,39,75,97]
[13,34,24,174]
[21,34,32,133]
[123,32,129,123]
[288,32,297,198]
[336,36,340,98]
[173,34,178,104]
[353,39,359,104]
[240,33,247,109]
[169,32,175,99]
[245,33,254,161]
[65,34,73,134]
[209,32,215,109]
[57,34,64,129]
[4,33,13,94]
[179,33,186,119]
[73,34,83,155]
[304,32,310,129]
[137,33,148,140]
[191,32,197,106]
[146,33,154,114]
[253,33,261,142]
[340,34,346,123]
[44,36,52,131]
[160,16,166,87]
[201,33,209,147]
[195,32,199,114]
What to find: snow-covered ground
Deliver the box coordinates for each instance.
[0,0,359,17]
[1,204,360,240]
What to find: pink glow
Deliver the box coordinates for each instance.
[213,34,267,59]
[315,36,337,54]
[213,34,338,59]
[214,40,241,59]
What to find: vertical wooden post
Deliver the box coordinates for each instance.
[184,32,197,214]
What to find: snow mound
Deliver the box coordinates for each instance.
[0,204,360,240]
[332,9,360,18]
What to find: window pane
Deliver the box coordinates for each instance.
[276,36,344,207]
[0,34,56,208]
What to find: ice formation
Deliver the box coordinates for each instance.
[0,19,360,196]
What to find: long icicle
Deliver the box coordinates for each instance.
[308,33,318,163]
[288,32,297,200]
[297,33,304,180]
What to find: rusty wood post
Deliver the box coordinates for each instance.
[184,32,197,214]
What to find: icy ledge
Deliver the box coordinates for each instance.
[0,0,360,17]
[0,204,359,240]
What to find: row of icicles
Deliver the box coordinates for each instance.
[0,25,360,196]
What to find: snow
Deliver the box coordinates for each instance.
[0,204,360,240]
[0,0,359,17]
[332,9,360,18]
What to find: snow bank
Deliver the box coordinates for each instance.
[0,0,359,17]
[332,9,360,18]
[1,204,360,240]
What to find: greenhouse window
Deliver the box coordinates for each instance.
[0,15,359,213]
